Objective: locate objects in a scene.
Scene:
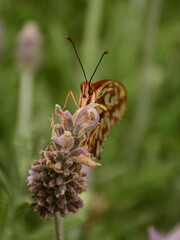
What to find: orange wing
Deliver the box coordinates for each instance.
[88,80,127,159]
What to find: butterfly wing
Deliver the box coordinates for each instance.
[88,80,127,159]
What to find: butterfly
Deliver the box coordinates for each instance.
[65,36,127,159]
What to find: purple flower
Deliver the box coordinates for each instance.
[27,170,38,184]
[148,226,180,240]
[16,21,43,71]
[27,103,101,220]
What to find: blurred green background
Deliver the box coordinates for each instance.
[0,0,180,239]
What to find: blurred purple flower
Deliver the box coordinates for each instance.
[16,21,43,70]
[148,226,180,240]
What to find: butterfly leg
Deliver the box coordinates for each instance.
[63,90,79,110]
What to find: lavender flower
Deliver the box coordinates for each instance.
[27,103,101,220]
[16,21,42,71]
[148,226,180,240]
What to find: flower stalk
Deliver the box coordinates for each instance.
[16,21,42,136]
[54,212,64,240]
[17,69,34,135]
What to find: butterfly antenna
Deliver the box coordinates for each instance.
[66,35,88,81]
[89,50,110,83]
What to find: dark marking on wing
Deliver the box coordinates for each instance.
[88,80,127,159]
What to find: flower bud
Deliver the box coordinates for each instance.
[16,21,42,71]
[73,104,99,136]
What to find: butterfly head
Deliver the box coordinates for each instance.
[78,49,110,107]
[66,36,109,106]
[79,80,94,106]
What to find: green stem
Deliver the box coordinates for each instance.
[54,212,64,240]
[16,69,35,179]
[17,69,34,136]
[127,0,164,163]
